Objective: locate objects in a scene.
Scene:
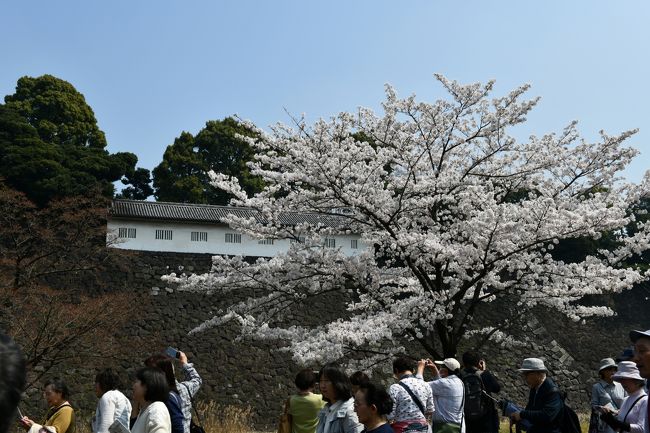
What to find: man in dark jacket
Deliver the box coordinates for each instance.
[510,358,563,433]
[461,351,501,433]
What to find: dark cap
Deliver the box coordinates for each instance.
[615,347,635,363]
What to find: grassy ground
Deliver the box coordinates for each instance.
[498,412,590,433]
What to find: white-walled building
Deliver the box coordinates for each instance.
[107,199,364,257]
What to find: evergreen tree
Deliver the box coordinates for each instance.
[0,75,141,204]
[153,117,264,204]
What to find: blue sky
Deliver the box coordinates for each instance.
[2,1,649,183]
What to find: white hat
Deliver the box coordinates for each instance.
[613,361,644,381]
[518,358,547,372]
[598,358,617,372]
[630,329,650,342]
[435,358,461,371]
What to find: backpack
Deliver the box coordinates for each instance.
[553,388,581,433]
[461,370,489,421]
[559,402,581,433]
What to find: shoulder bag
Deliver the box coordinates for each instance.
[278,397,292,433]
[181,382,206,433]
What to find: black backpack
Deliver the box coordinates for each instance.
[552,387,581,433]
[461,370,489,421]
[559,399,581,433]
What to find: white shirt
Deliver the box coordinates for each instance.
[131,401,171,433]
[92,389,132,433]
[417,373,465,433]
[616,388,647,433]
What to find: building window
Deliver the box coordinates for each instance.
[155,229,173,240]
[324,237,336,248]
[290,236,306,244]
[258,238,274,245]
[118,227,136,238]
[225,233,242,244]
[191,231,208,242]
[351,239,358,249]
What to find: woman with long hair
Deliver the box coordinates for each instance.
[316,363,363,433]
[130,367,171,433]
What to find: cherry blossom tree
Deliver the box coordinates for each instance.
[163,75,650,366]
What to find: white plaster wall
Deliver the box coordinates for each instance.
[107,219,364,257]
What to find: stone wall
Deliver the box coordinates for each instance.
[19,249,650,427]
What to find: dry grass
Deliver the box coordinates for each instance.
[196,401,254,433]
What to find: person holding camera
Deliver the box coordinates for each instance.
[132,348,203,433]
[387,357,433,433]
[416,358,465,433]
[287,369,326,433]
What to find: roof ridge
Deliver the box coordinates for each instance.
[111,199,349,217]
[112,198,253,211]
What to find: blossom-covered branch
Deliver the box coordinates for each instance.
[163,75,650,363]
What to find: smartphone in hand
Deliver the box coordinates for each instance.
[164,346,180,359]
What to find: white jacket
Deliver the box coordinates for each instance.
[92,389,132,433]
[130,401,171,433]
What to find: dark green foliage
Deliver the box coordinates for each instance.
[0,75,138,204]
[119,167,153,200]
[4,75,107,148]
[152,117,264,204]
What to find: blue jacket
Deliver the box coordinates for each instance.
[520,377,563,433]
[316,398,364,433]
[165,391,185,433]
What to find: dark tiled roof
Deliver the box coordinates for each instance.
[110,199,348,227]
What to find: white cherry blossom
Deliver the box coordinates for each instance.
[163,75,650,366]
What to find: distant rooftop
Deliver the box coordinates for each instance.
[110,199,349,227]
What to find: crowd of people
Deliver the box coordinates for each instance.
[3,326,650,433]
[0,335,202,433]
[282,327,650,433]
